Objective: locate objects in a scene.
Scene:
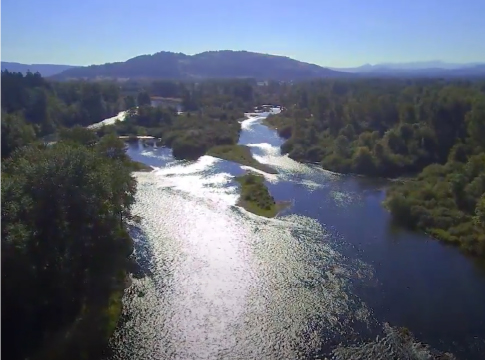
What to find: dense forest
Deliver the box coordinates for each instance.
[1,70,125,157]
[264,78,485,256]
[2,130,138,360]
[1,71,140,359]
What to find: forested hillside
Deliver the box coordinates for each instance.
[265,78,485,255]
[51,50,348,81]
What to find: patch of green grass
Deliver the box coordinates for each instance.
[235,172,289,217]
[127,160,153,172]
[207,145,278,174]
[104,289,123,339]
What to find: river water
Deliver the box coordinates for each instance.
[107,110,484,359]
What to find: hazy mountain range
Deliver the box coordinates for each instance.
[2,52,484,80]
[330,61,485,72]
[1,62,79,77]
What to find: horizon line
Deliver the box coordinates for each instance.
[2,49,485,70]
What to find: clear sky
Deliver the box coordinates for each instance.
[2,0,485,67]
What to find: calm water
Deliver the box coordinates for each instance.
[107,111,484,359]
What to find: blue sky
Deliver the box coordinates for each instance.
[2,0,485,67]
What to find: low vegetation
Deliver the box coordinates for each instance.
[235,172,288,217]
[384,151,485,256]
[207,144,278,174]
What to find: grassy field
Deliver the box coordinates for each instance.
[235,172,289,217]
[207,145,278,174]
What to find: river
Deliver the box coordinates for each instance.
[106,110,484,359]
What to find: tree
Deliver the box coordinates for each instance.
[2,138,136,360]
[1,112,36,159]
[96,133,129,162]
[352,147,376,175]
[335,135,349,157]
[466,96,485,147]
[124,95,136,109]
[59,126,98,146]
[137,91,151,107]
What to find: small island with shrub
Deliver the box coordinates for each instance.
[235,172,289,217]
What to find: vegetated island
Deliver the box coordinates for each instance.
[235,172,289,217]
[207,144,278,174]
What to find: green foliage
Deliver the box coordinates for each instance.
[137,91,151,107]
[59,125,99,146]
[207,145,278,174]
[385,152,485,256]
[111,80,255,160]
[1,70,125,143]
[2,136,137,360]
[352,146,376,175]
[268,78,484,178]
[124,95,136,109]
[235,172,286,217]
[265,78,484,255]
[1,111,37,159]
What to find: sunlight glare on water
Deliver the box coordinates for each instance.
[108,135,374,359]
[106,109,482,360]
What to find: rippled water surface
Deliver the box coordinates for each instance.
[107,112,484,360]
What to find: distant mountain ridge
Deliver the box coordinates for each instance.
[50,50,349,81]
[332,61,485,74]
[5,53,485,81]
[1,62,79,76]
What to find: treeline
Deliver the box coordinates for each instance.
[382,84,485,256]
[2,130,138,360]
[1,71,267,162]
[108,79,261,159]
[266,79,483,177]
[110,105,242,159]
[265,78,484,256]
[1,70,126,157]
[1,71,140,359]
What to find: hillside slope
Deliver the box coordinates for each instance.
[51,50,350,80]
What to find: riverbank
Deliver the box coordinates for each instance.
[207,145,278,174]
[261,115,293,139]
[235,172,289,217]
[128,159,153,172]
[262,114,485,260]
